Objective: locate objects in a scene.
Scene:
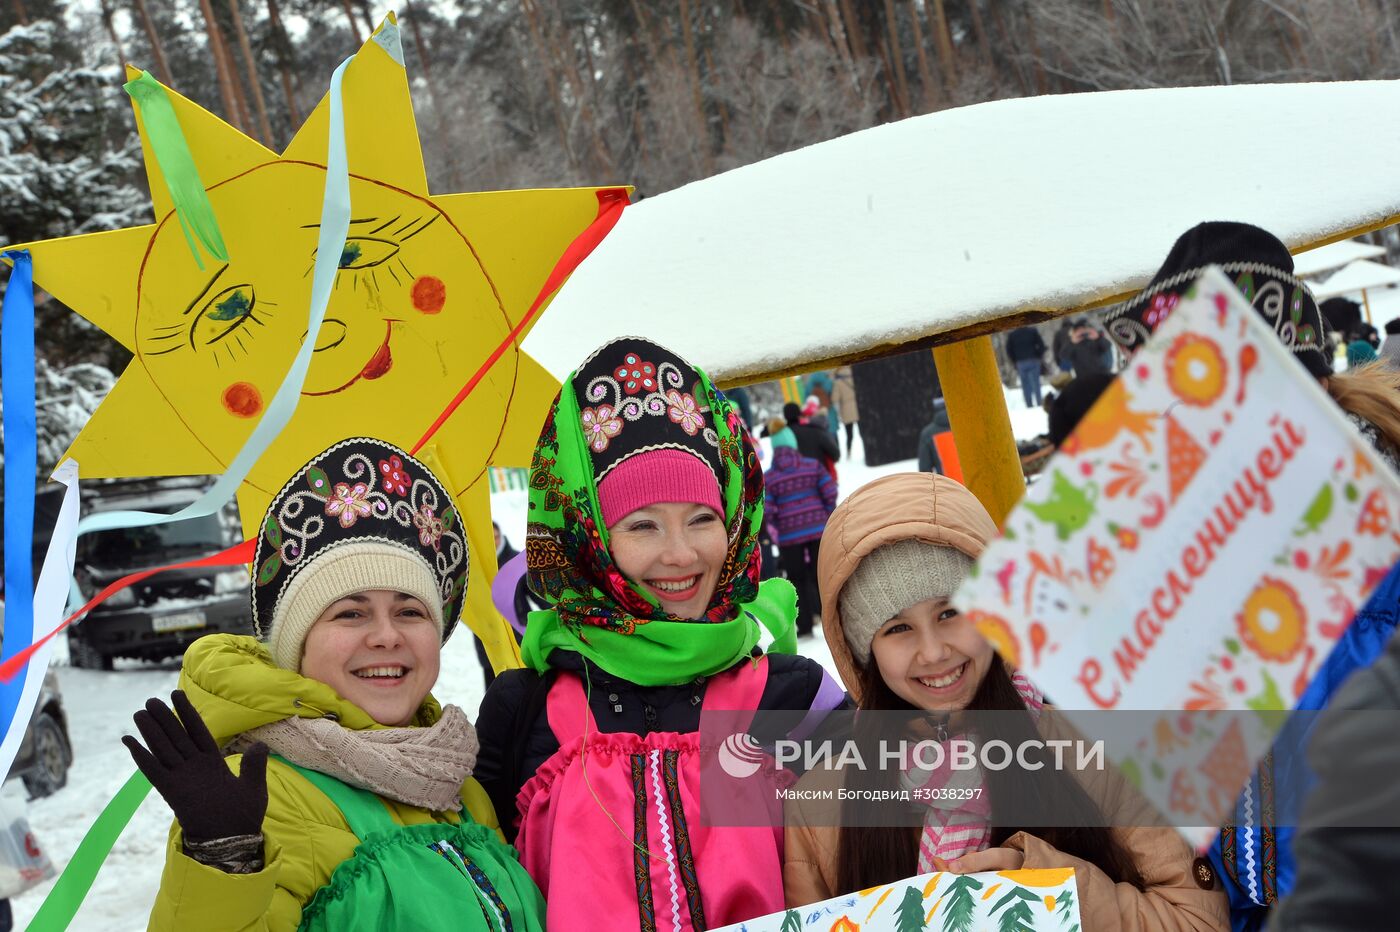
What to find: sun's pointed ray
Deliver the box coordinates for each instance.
[61,366,223,477]
[7,225,155,351]
[431,187,620,325]
[236,483,270,542]
[123,65,278,220]
[282,14,428,197]
[489,350,559,467]
[417,445,523,673]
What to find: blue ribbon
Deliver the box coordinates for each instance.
[0,249,36,771]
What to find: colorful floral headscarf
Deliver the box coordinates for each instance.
[522,337,796,685]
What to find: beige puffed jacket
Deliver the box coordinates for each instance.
[784,472,1229,932]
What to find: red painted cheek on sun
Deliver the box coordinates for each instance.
[412,275,447,314]
[222,382,263,418]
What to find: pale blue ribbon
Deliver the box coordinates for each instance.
[76,58,354,539]
[22,54,355,932]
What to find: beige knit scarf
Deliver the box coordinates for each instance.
[238,704,479,813]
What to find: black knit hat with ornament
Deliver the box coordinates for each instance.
[251,437,468,670]
[571,338,726,527]
[1104,221,1331,380]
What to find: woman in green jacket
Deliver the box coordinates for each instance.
[125,438,543,931]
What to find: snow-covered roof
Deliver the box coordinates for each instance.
[527,81,1400,384]
[1292,239,1387,277]
[1313,259,1400,300]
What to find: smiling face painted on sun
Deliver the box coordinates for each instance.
[133,162,506,490]
[9,20,619,684]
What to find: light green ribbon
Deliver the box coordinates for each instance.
[26,773,152,931]
[123,71,229,269]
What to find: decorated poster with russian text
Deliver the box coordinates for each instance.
[712,868,1080,932]
[952,266,1400,844]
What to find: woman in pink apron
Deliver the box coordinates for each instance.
[475,337,847,931]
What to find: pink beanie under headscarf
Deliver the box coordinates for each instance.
[597,448,724,527]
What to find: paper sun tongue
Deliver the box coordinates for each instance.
[363,340,392,380]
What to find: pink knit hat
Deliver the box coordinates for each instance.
[598,448,724,527]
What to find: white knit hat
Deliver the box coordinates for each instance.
[838,539,974,665]
[266,540,444,671]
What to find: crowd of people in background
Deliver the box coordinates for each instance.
[1006,316,1117,412]
[115,219,1400,931]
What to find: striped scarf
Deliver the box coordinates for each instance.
[902,671,1044,871]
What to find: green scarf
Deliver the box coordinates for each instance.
[521,340,796,684]
[522,578,797,686]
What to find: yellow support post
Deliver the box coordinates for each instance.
[931,337,1025,526]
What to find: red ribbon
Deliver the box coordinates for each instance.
[0,540,256,682]
[0,188,628,684]
[411,187,629,453]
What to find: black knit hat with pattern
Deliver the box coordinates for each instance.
[572,338,725,487]
[251,437,468,670]
[570,338,726,527]
[1105,221,1330,380]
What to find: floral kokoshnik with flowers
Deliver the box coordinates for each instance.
[251,439,470,641]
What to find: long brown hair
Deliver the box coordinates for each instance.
[834,657,1146,895]
[1327,362,1400,452]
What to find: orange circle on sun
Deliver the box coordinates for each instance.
[222,382,263,418]
[1166,333,1227,407]
[412,275,447,314]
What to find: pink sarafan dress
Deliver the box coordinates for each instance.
[515,656,785,931]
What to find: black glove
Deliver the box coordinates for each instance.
[122,690,268,842]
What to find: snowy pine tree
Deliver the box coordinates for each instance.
[0,356,115,475]
[0,18,147,244]
[1,8,145,429]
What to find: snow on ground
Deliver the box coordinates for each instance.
[9,658,188,931]
[11,385,1043,929]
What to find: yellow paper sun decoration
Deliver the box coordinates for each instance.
[6,15,619,673]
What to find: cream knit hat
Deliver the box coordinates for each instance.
[266,541,444,671]
[838,538,974,665]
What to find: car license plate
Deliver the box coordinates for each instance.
[151,610,207,633]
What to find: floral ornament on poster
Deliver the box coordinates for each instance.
[710,868,1080,932]
[953,266,1400,846]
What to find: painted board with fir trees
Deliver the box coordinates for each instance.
[711,867,1079,931]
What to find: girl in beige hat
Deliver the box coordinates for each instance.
[784,471,1228,931]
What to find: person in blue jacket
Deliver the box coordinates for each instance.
[1205,564,1400,930]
